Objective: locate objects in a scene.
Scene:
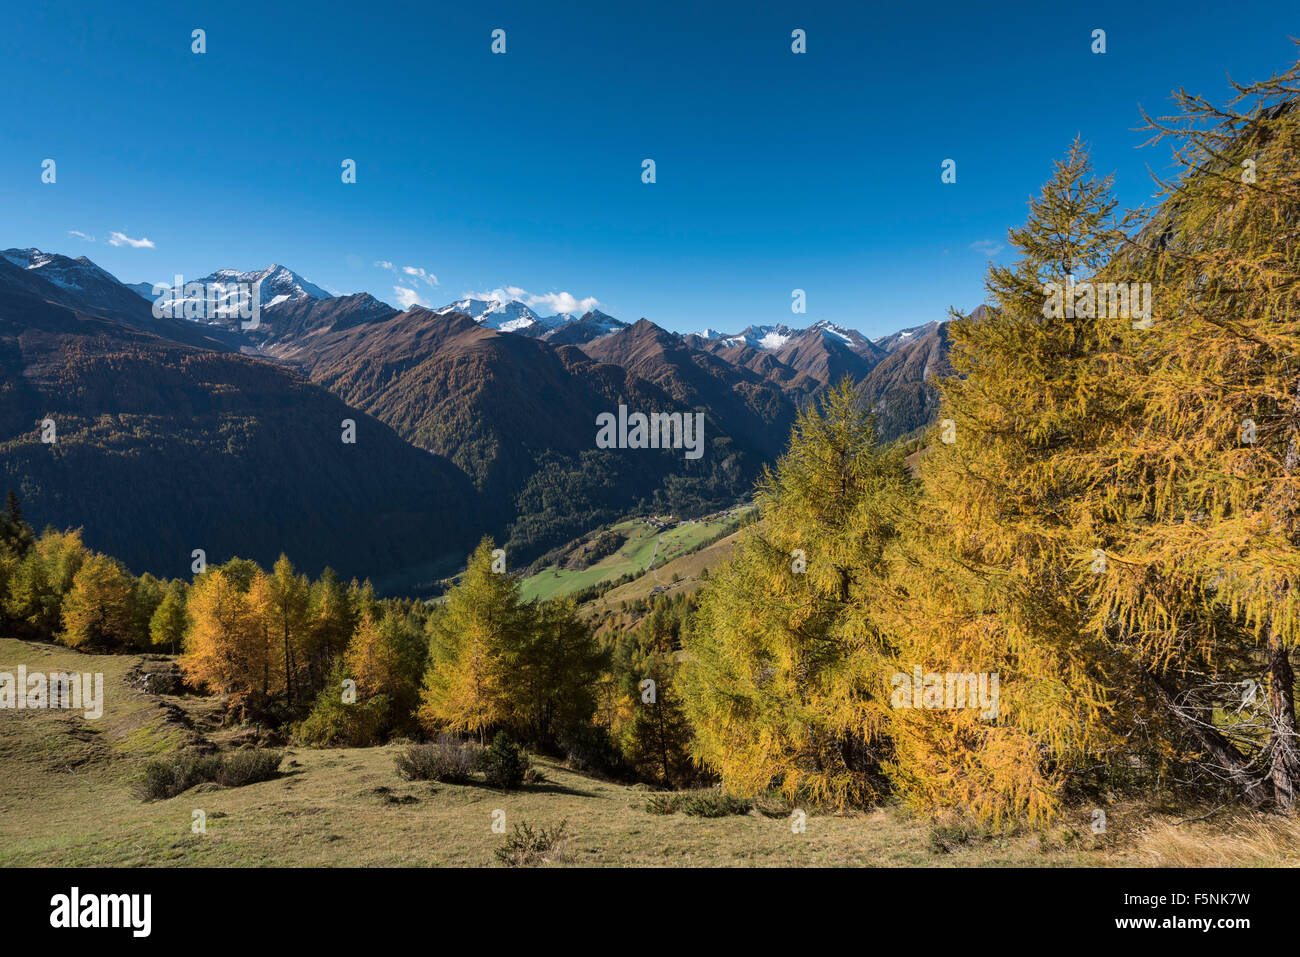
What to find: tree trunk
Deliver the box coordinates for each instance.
[1266,631,1300,812]
[1146,670,1269,807]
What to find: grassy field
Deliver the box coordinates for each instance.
[518,511,745,603]
[3,637,1298,868]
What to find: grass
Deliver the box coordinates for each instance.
[3,637,1298,867]
[519,512,745,603]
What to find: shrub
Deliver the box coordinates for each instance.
[494,819,571,867]
[481,733,530,791]
[927,817,989,854]
[681,789,752,818]
[214,749,284,787]
[644,792,685,815]
[294,678,390,748]
[394,735,481,784]
[135,748,282,801]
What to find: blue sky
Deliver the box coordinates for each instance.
[2,0,1297,337]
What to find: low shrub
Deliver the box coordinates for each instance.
[214,749,285,787]
[135,748,283,801]
[494,819,571,867]
[681,789,752,818]
[394,735,481,784]
[927,817,989,854]
[481,733,530,791]
[644,792,684,815]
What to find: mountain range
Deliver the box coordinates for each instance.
[0,248,956,591]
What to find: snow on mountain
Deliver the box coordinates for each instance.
[146,264,331,322]
[3,247,125,294]
[539,309,628,344]
[872,319,942,353]
[718,324,799,350]
[434,297,555,333]
[206,265,330,306]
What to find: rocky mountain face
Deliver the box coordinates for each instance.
[0,275,477,593]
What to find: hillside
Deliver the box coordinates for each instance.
[276,309,790,561]
[0,287,477,591]
[519,507,749,603]
[7,636,1285,868]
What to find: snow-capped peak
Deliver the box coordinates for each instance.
[2,247,120,292]
[434,297,551,332]
[200,264,331,306]
[719,324,798,351]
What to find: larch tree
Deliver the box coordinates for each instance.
[180,568,264,717]
[266,555,310,708]
[418,539,523,743]
[59,553,139,650]
[681,380,910,808]
[879,141,1134,822]
[1085,59,1300,810]
[149,579,190,655]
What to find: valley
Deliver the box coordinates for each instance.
[0,246,951,592]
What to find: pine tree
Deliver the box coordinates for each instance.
[681,380,910,807]
[1084,58,1300,810]
[418,539,523,743]
[878,141,1132,821]
[505,596,604,746]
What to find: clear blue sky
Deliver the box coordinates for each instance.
[2,0,1297,337]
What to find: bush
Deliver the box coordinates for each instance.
[394,735,481,784]
[644,792,684,815]
[214,749,284,787]
[135,748,283,801]
[481,733,530,791]
[294,672,390,748]
[927,817,989,854]
[494,819,570,867]
[644,789,752,817]
[681,789,752,818]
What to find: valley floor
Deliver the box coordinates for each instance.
[2,638,1296,868]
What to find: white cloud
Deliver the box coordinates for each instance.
[401,265,438,287]
[107,231,155,249]
[463,286,600,316]
[375,260,437,288]
[67,230,95,242]
[527,291,600,316]
[393,286,428,309]
[970,239,1004,257]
